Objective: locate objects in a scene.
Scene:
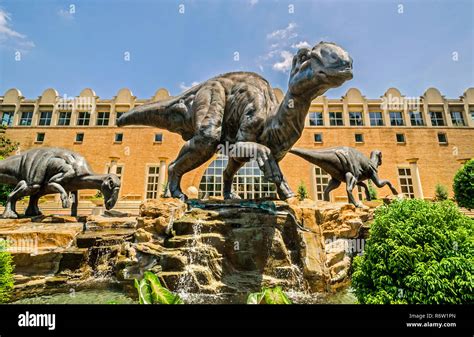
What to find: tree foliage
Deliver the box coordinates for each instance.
[453,159,474,210]
[434,183,449,201]
[0,240,14,303]
[297,181,309,201]
[0,126,19,206]
[0,126,19,157]
[368,181,378,200]
[352,199,473,304]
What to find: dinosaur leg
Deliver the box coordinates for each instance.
[357,181,371,201]
[2,181,27,218]
[71,191,78,217]
[168,136,220,201]
[231,142,283,184]
[223,157,247,199]
[345,173,362,207]
[25,193,43,216]
[2,181,40,218]
[167,81,224,201]
[323,178,341,202]
[48,163,75,186]
[45,182,70,208]
[275,175,295,200]
[371,173,399,195]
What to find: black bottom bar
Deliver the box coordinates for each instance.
[0,304,472,337]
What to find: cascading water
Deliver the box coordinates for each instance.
[175,219,203,296]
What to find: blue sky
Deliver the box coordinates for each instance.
[0,0,472,99]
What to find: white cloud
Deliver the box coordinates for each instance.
[249,0,259,6]
[272,51,293,73]
[257,23,310,73]
[291,40,311,49]
[267,23,297,40]
[0,9,35,51]
[179,81,200,91]
[57,8,74,20]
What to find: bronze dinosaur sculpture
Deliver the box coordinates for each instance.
[118,42,353,200]
[0,148,121,218]
[289,147,399,207]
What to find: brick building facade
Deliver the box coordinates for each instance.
[1,86,473,206]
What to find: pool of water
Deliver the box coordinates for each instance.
[12,287,357,305]
[13,289,136,305]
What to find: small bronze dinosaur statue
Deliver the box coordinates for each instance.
[289,147,399,207]
[0,148,121,218]
[118,41,353,201]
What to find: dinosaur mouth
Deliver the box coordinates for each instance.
[318,66,352,79]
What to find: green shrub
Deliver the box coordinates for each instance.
[453,159,474,209]
[352,199,473,304]
[247,287,292,304]
[297,181,309,201]
[0,184,13,207]
[368,181,378,200]
[0,240,14,303]
[434,183,449,201]
[0,156,13,206]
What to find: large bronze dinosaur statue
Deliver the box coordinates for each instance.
[118,41,353,200]
[289,147,399,207]
[0,148,121,218]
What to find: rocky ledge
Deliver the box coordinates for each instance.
[0,199,375,300]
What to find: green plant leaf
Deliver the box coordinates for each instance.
[143,271,183,305]
[263,287,292,304]
[247,287,292,304]
[134,278,152,305]
[247,291,265,304]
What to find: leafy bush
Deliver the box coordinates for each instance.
[0,240,14,303]
[434,183,449,201]
[0,156,13,206]
[297,181,309,201]
[135,271,183,304]
[352,199,473,304]
[247,287,292,304]
[368,181,378,200]
[453,159,474,209]
[0,184,13,207]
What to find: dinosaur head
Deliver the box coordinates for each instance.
[288,41,353,98]
[100,174,121,210]
[370,150,383,167]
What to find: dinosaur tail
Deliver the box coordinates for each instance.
[289,148,329,165]
[116,100,171,127]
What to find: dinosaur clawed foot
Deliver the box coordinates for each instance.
[61,194,71,208]
[254,145,282,183]
[224,191,241,200]
[2,209,19,219]
[25,208,42,217]
[170,192,188,202]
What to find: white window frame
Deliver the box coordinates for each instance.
[313,165,331,201]
[198,155,277,199]
[145,164,161,200]
[398,167,415,199]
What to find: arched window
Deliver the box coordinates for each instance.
[199,155,277,199]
